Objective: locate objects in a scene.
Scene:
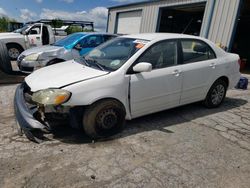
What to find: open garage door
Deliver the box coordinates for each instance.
[157,3,206,36]
[116,10,142,34]
[231,0,250,73]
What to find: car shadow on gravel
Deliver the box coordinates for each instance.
[45,97,247,144]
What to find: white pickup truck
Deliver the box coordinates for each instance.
[0,23,63,60]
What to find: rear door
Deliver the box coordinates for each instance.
[129,40,183,118]
[179,39,217,105]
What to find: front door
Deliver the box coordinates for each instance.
[27,24,43,47]
[179,39,217,105]
[129,40,183,118]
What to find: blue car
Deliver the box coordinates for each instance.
[17,33,117,73]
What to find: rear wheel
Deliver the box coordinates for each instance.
[0,41,12,74]
[204,79,227,108]
[6,44,23,60]
[82,100,126,139]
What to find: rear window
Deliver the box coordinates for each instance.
[54,33,85,47]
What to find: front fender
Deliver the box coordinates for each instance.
[1,38,27,50]
[62,74,131,119]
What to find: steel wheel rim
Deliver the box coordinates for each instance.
[96,108,118,130]
[8,48,20,59]
[211,84,225,105]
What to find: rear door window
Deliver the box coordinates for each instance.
[181,40,216,64]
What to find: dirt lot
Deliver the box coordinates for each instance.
[0,62,25,84]
[0,81,250,188]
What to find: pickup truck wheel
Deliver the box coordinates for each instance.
[204,79,227,108]
[0,41,12,74]
[83,100,126,139]
[6,44,23,60]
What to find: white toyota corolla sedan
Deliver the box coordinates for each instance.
[14,33,241,142]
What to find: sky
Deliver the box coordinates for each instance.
[0,0,145,31]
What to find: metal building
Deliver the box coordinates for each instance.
[107,0,244,51]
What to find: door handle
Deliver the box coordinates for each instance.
[172,70,182,76]
[209,63,216,69]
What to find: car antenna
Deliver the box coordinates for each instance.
[182,18,193,34]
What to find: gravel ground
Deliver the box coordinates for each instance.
[0,81,250,188]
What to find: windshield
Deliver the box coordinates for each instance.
[13,25,30,33]
[54,33,85,47]
[84,37,149,71]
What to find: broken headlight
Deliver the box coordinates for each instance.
[32,89,71,105]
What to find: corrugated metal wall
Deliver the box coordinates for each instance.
[207,0,241,48]
[107,0,207,34]
[108,0,241,49]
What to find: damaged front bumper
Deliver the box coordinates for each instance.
[14,84,50,142]
[14,83,82,143]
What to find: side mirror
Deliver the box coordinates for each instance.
[21,30,27,35]
[133,62,152,73]
[74,44,82,51]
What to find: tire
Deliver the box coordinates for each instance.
[6,44,23,60]
[0,41,12,74]
[83,100,126,139]
[46,59,64,66]
[204,79,227,108]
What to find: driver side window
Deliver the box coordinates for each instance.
[29,25,41,35]
[136,40,178,69]
[79,35,103,48]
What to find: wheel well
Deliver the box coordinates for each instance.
[47,58,65,65]
[51,58,65,62]
[216,76,229,88]
[90,98,126,112]
[6,43,24,52]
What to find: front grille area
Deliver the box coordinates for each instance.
[19,65,34,72]
[23,82,31,94]
[22,82,34,104]
[18,55,25,62]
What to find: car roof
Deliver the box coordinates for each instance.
[73,32,117,36]
[121,33,204,41]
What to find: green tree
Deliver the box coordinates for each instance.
[0,17,8,32]
[51,19,64,28]
[66,25,93,34]
[0,17,18,32]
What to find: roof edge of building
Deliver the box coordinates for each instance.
[108,0,165,10]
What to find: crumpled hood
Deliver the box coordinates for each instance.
[0,32,23,39]
[21,45,63,56]
[25,60,108,92]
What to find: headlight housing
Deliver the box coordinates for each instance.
[24,53,39,61]
[32,89,71,105]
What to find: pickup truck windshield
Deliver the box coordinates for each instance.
[13,25,30,33]
[54,33,85,47]
[84,37,149,71]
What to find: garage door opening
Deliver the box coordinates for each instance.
[157,3,206,36]
[231,0,250,73]
[115,10,142,34]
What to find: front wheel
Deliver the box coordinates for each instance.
[204,79,227,108]
[6,44,23,60]
[83,100,126,139]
